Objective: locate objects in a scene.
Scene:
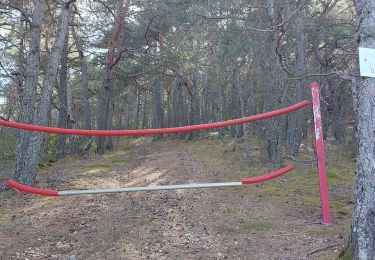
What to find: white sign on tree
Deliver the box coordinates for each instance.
[359,47,375,78]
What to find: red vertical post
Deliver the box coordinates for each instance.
[310,82,332,225]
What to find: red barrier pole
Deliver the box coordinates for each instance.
[310,82,332,225]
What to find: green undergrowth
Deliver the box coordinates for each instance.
[185,136,355,218]
[0,132,17,170]
[240,219,273,231]
[338,248,353,260]
[1,135,356,259]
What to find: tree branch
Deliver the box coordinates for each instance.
[0,2,32,24]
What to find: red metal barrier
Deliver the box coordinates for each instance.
[310,82,332,225]
[241,165,294,184]
[7,166,294,196]
[0,101,309,136]
[7,180,59,196]
[3,88,331,224]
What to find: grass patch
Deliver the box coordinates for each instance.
[39,196,58,206]
[185,136,355,221]
[0,132,17,170]
[337,210,351,216]
[1,189,15,200]
[240,219,273,231]
[102,151,130,166]
[81,165,112,175]
[337,248,353,260]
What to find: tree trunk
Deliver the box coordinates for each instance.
[96,69,113,152]
[124,93,131,129]
[152,77,164,139]
[202,69,210,125]
[263,0,283,166]
[56,30,69,160]
[15,0,26,102]
[187,40,201,140]
[172,79,178,128]
[240,94,252,164]
[13,0,44,185]
[134,86,140,129]
[320,80,330,139]
[71,25,91,131]
[230,64,242,137]
[286,9,306,157]
[348,1,375,258]
[106,101,114,150]
[328,76,345,143]
[210,48,224,140]
[179,83,187,140]
[166,91,172,128]
[142,91,148,129]
[67,84,79,155]
[13,0,73,185]
[96,0,129,153]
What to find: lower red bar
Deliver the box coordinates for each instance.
[7,180,59,196]
[242,165,294,184]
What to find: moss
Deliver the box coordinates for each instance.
[337,248,353,260]
[337,210,351,216]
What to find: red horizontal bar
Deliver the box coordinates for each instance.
[7,180,59,196]
[241,165,294,184]
[0,101,309,136]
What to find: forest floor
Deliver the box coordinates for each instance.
[0,136,355,259]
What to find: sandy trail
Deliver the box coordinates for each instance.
[0,139,348,259]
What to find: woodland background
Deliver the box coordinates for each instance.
[0,0,357,170]
[2,0,374,259]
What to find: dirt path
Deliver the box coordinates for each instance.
[0,139,351,259]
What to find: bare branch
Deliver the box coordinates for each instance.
[0,2,32,24]
[65,0,77,7]
[0,60,18,85]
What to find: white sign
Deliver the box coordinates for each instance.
[359,47,375,78]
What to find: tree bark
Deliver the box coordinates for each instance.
[13,0,74,185]
[142,90,148,129]
[67,83,79,154]
[71,25,91,131]
[349,1,375,258]
[263,0,283,165]
[152,77,164,140]
[96,0,129,153]
[230,63,242,137]
[124,93,131,129]
[56,30,69,160]
[202,69,210,125]
[210,47,224,140]
[187,40,201,140]
[328,76,345,143]
[286,8,306,157]
[13,0,44,185]
[240,94,252,164]
[134,86,140,129]
[15,0,26,102]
